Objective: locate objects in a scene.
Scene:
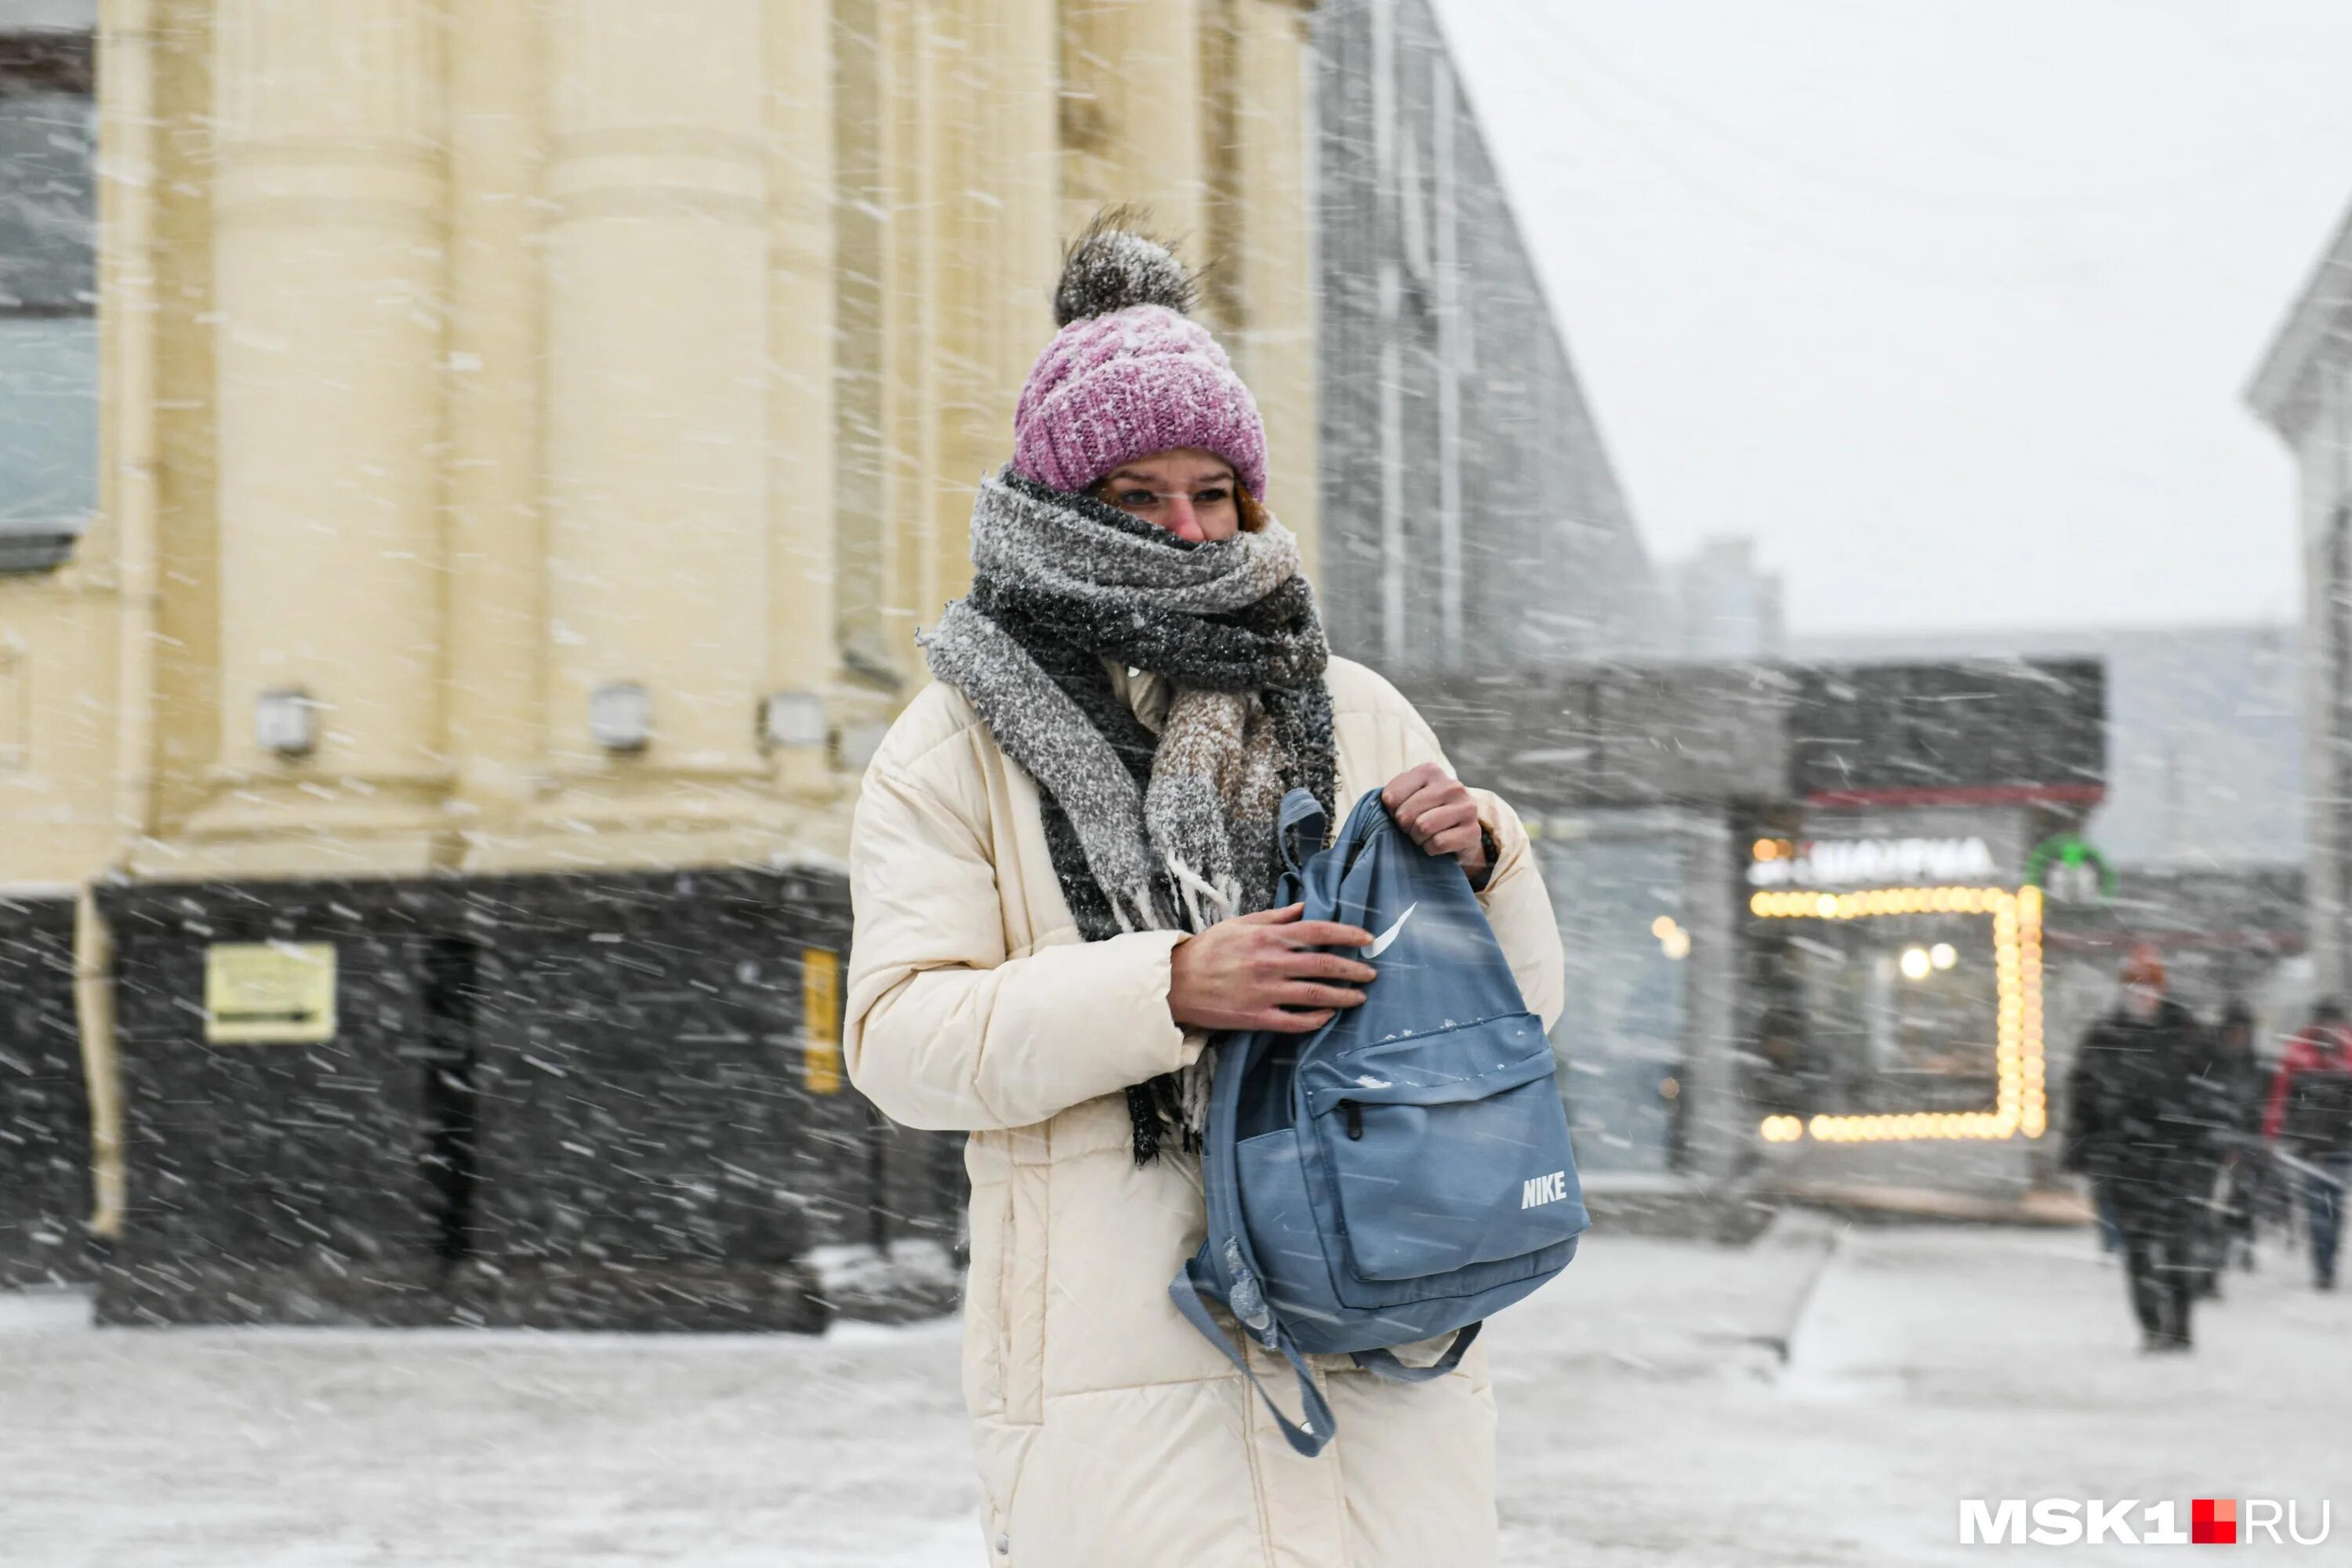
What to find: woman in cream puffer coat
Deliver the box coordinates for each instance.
[844,220,1565,1568]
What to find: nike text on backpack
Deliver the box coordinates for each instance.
[1170,786,1588,1458]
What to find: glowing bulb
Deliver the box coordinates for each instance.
[1899,946,1932,980]
[1929,942,1958,970]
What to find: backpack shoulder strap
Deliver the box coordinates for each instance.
[1169,1256,1336,1458]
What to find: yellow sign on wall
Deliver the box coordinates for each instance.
[801,946,842,1095]
[204,942,338,1044]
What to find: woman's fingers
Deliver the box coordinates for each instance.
[1276,982,1367,1011]
[1288,950,1378,984]
[1379,761,1447,812]
[1240,902,1306,924]
[1259,1007,1338,1033]
[1385,781,1444,828]
[1283,920,1375,949]
[1423,822,1483,858]
[1397,793,1476,841]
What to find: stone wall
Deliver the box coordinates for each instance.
[0,891,87,1288]
[92,868,961,1330]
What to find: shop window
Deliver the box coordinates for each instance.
[0,26,96,572]
[1541,831,1691,1175]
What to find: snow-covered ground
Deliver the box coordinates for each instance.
[4,1221,2345,1566]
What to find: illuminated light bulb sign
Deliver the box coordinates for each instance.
[1747,835,1998,890]
[1747,883,2045,1146]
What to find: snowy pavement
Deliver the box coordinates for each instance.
[5,1221,2347,1566]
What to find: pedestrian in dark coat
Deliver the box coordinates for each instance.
[2262,999,2352,1290]
[2061,946,2230,1352]
[2202,1001,2270,1288]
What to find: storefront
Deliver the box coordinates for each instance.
[1406,656,2106,1210]
[1741,827,2047,1146]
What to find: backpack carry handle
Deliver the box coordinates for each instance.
[1350,1322,1481,1383]
[1277,788,1329,877]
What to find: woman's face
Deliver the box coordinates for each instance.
[1094,448,1241,543]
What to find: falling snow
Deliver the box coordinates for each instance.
[5,0,2352,1562]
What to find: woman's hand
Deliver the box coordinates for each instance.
[1382,762,1488,879]
[1168,903,1378,1033]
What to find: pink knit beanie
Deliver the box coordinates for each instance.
[1011,219,1270,503]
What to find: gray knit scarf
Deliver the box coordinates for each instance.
[920,468,1338,1162]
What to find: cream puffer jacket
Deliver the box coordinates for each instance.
[844,655,1566,1568]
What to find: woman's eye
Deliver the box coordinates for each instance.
[1116,489,1158,507]
[1193,488,1231,506]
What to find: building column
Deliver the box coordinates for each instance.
[443,0,545,868]
[768,0,842,799]
[1219,0,1322,576]
[883,0,940,677]
[1059,0,1207,245]
[2313,372,2352,998]
[1682,817,1748,1185]
[540,0,772,835]
[199,0,448,870]
[931,0,1058,608]
[100,0,160,862]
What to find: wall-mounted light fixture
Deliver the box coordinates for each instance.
[256,686,317,757]
[760,690,827,751]
[589,680,650,753]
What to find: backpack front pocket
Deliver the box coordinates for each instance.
[1306,1022,1587,1287]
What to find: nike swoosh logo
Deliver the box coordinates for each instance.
[1366,902,1418,958]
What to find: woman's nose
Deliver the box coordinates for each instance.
[1164,496,1205,542]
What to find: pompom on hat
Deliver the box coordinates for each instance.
[1011,211,1271,503]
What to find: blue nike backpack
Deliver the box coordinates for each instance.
[1169,785,1588,1457]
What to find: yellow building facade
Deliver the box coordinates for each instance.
[1,0,1319,896]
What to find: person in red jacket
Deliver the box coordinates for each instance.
[2263,999,2352,1290]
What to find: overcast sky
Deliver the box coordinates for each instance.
[1428,0,2352,635]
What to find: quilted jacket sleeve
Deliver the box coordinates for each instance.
[842,739,1201,1134]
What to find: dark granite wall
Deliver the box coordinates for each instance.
[91,867,962,1330]
[0,893,89,1288]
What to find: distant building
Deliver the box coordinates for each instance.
[2250,204,2352,1001]
[1796,624,2307,1033]
[1664,537,1784,662]
[1792,625,2301,873]
[1313,0,1661,675]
